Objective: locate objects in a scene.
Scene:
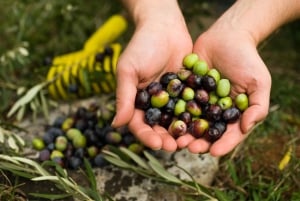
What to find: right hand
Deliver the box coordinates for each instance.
[112,11,193,152]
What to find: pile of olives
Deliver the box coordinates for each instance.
[32,100,144,170]
[135,53,249,142]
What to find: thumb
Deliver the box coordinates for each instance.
[111,64,138,128]
[240,86,270,134]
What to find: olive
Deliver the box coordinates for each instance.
[160,72,178,87]
[174,99,186,116]
[216,79,231,97]
[32,138,45,151]
[147,82,163,95]
[166,78,184,98]
[192,60,208,76]
[235,93,249,111]
[169,119,187,138]
[207,68,221,83]
[223,107,241,123]
[145,107,162,126]
[135,89,151,110]
[151,90,170,108]
[183,53,199,69]
[181,87,195,101]
[186,100,202,117]
[201,75,217,92]
[189,119,209,138]
[217,96,233,110]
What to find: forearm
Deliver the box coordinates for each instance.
[213,0,300,45]
[120,0,184,27]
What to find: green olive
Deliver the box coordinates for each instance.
[183,53,199,69]
[216,78,231,97]
[192,60,208,76]
[235,93,249,111]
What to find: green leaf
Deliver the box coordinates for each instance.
[83,158,97,191]
[103,155,131,169]
[120,147,149,170]
[29,193,71,200]
[7,135,19,152]
[7,82,46,118]
[214,189,231,201]
[0,128,5,143]
[144,151,183,185]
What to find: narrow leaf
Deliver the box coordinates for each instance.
[7,136,19,152]
[103,155,131,169]
[120,147,149,170]
[7,82,46,118]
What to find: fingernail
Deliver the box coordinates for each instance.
[111,116,116,127]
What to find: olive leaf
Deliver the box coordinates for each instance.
[7,82,47,118]
[120,147,150,170]
[144,151,183,185]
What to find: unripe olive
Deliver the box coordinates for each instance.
[177,69,192,81]
[50,150,64,160]
[183,53,199,69]
[174,99,186,116]
[55,136,68,152]
[181,87,195,101]
[208,91,219,104]
[66,128,82,141]
[192,60,208,76]
[62,117,74,132]
[151,90,170,108]
[207,68,221,83]
[128,143,144,154]
[105,131,122,145]
[235,93,249,111]
[72,134,87,148]
[217,96,233,110]
[216,79,231,97]
[32,138,45,151]
[87,146,98,158]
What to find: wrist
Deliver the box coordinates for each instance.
[213,0,300,45]
[121,0,183,26]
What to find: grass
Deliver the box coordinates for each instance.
[1,0,300,200]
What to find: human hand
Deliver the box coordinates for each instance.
[176,26,272,156]
[112,7,193,151]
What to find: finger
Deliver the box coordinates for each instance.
[209,122,248,156]
[187,138,211,154]
[128,109,163,150]
[111,61,138,128]
[176,134,195,149]
[241,88,270,133]
[153,125,178,152]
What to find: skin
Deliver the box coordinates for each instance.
[112,0,300,156]
[112,0,192,151]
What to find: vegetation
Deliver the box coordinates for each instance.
[1,0,299,200]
